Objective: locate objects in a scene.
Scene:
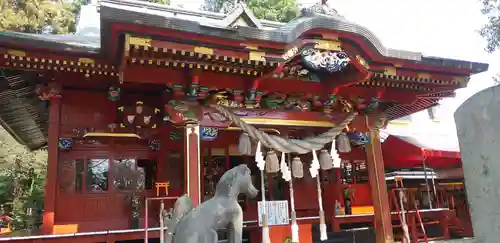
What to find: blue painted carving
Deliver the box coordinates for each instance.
[347,132,370,147]
[301,47,350,73]
[58,138,73,150]
[200,126,218,141]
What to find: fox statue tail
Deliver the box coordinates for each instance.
[165,194,193,243]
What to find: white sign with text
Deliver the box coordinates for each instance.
[257,200,289,226]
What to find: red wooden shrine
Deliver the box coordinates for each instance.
[0,1,487,243]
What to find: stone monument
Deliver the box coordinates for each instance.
[455,85,500,243]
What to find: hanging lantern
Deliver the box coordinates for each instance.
[318,149,333,170]
[291,157,304,179]
[337,133,351,153]
[265,151,280,173]
[238,133,252,155]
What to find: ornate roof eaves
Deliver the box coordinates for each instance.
[96,4,489,74]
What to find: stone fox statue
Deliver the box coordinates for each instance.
[165,164,259,243]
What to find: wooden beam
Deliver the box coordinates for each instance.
[365,123,394,243]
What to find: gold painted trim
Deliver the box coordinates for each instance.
[356,55,369,69]
[314,40,342,51]
[417,73,431,79]
[453,76,466,83]
[83,132,141,138]
[78,58,95,65]
[437,182,464,186]
[124,34,131,57]
[129,37,152,47]
[383,66,397,76]
[194,46,214,55]
[240,118,335,127]
[282,47,299,60]
[249,51,266,61]
[7,50,26,57]
[388,120,409,126]
[223,127,281,134]
[245,45,259,50]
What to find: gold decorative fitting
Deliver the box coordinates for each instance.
[249,51,266,61]
[194,46,213,55]
[417,73,431,79]
[314,40,342,51]
[245,45,259,50]
[129,36,152,47]
[383,66,397,76]
[83,132,141,139]
[355,55,369,69]
[282,47,299,60]
[78,58,95,65]
[7,50,26,57]
[452,76,466,83]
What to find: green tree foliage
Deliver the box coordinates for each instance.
[480,0,500,53]
[201,0,299,23]
[0,0,170,34]
[480,0,500,83]
[0,0,77,33]
[0,128,47,230]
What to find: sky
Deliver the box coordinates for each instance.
[82,0,498,130]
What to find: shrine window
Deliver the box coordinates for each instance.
[113,158,145,191]
[58,158,84,193]
[138,159,156,190]
[86,158,109,192]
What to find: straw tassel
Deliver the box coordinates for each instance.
[337,133,351,153]
[265,151,280,173]
[255,142,270,243]
[238,132,253,155]
[291,157,304,179]
[310,150,327,241]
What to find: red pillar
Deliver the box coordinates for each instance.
[42,97,61,233]
[184,125,201,207]
[365,128,394,243]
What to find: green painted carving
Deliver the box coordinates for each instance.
[164,100,203,125]
[260,94,286,109]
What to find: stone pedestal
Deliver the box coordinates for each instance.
[455,85,500,243]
